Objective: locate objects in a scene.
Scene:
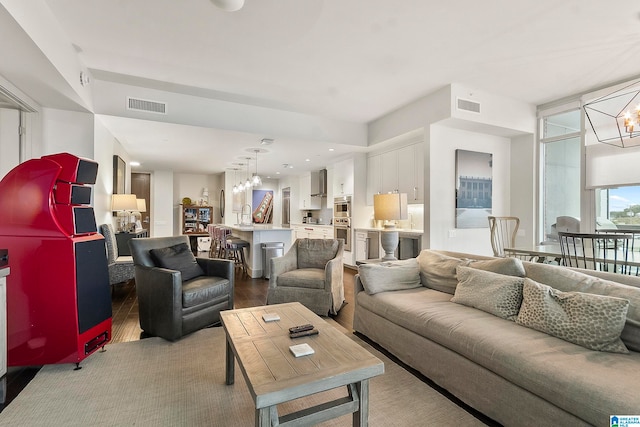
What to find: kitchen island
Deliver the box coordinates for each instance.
[227,225,294,278]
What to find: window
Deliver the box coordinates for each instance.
[540,109,581,241]
[595,186,640,229]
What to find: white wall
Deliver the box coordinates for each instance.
[93,117,118,228]
[0,108,19,179]
[429,125,512,255]
[40,108,93,158]
[153,170,174,237]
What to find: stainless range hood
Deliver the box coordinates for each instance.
[310,169,327,197]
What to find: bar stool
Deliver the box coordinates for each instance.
[225,236,250,276]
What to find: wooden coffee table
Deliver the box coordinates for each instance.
[220,302,384,427]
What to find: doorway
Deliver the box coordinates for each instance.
[131,173,151,233]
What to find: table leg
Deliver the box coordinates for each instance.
[255,406,274,427]
[225,336,234,385]
[353,379,370,427]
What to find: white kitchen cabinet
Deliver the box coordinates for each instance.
[354,231,368,262]
[293,225,333,240]
[366,155,382,205]
[333,158,354,197]
[298,173,321,210]
[366,142,424,205]
[398,143,424,203]
[381,150,399,194]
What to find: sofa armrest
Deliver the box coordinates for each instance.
[196,257,234,309]
[196,257,234,281]
[269,245,298,289]
[324,253,344,291]
[354,274,365,294]
[134,264,183,340]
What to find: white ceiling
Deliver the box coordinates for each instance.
[40,0,640,176]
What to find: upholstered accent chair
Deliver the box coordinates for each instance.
[99,223,135,286]
[267,238,344,316]
[129,235,234,341]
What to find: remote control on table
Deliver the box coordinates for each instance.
[289,324,314,334]
[289,328,319,339]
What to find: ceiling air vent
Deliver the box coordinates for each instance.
[456,98,481,114]
[127,97,167,114]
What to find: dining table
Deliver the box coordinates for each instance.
[505,243,640,271]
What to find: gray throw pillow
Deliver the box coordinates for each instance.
[417,250,525,294]
[358,258,422,295]
[451,266,524,320]
[150,243,205,282]
[516,278,630,354]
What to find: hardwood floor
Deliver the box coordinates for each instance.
[1,265,357,411]
[110,265,357,344]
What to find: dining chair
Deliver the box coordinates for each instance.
[597,228,640,274]
[488,216,520,257]
[558,231,634,274]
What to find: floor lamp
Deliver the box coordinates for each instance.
[374,193,408,261]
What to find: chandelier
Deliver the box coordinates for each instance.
[583,80,640,148]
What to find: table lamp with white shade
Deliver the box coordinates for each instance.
[134,198,147,230]
[374,193,408,261]
[111,194,138,232]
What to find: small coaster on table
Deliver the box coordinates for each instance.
[262,313,280,322]
[289,343,315,357]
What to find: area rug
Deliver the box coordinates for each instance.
[0,325,487,426]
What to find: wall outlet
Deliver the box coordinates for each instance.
[449,229,457,238]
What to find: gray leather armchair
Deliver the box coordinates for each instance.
[267,238,344,316]
[129,235,234,341]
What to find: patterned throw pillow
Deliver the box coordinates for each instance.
[451,266,524,320]
[516,278,630,354]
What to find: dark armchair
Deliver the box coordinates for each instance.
[129,235,234,341]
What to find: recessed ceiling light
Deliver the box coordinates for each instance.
[130,161,140,166]
[305,158,310,162]
[329,148,335,152]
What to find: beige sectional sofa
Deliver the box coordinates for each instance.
[353,250,640,427]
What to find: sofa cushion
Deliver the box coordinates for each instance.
[356,287,640,424]
[150,243,205,282]
[524,262,640,352]
[516,278,629,353]
[278,268,325,289]
[297,239,339,269]
[182,276,231,308]
[451,266,524,320]
[417,250,525,294]
[358,258,421,295]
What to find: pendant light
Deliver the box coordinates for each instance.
[251,149,262,186]
[244,158,252,190]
